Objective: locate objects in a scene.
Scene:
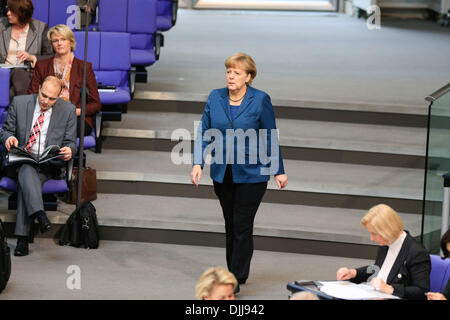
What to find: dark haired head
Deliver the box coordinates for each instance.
[441,229,450,259]
[6,0,34,26]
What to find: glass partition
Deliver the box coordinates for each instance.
[422,83,450,254]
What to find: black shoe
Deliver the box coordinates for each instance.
[234,283,240,295]
[35,211,52,234]
[238,278,247,285]
[14,236,29,256]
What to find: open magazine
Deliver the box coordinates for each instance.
[7,145,61,165]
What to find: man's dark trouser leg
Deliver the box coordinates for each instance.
[15,164,49,237]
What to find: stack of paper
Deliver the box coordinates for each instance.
[318,281,400,300]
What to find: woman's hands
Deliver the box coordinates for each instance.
[16,51,37,67]
[337,268,395,295]
[190,165,202,187]
[275,174,288,189]
[336,267,357,281]
[370,277,394,295]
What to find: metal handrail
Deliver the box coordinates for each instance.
[425,82,450,102]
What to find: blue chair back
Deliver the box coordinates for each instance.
[73,31,101,70]
[48,0,78,28]
[97,0,157,67]
[128,0,157,34]
[98,0,128,32]
[0,68,10,126]
[32,0,50,25]
[73,31,131,105]
[430,254,450,293]
[0,68,9,108]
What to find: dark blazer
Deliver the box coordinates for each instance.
[0,17,53,65]
[27,56,101,130]
[352,231,431,300]
[194,86,285,183]
[442,278,450,299]
[0,94,77,158]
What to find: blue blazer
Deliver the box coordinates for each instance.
[194,86,285,183]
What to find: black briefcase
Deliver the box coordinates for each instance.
[0,219,11,294]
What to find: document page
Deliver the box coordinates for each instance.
[318,281,400,300]
[0,64,27,69]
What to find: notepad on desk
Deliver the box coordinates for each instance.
[318,281,400,300]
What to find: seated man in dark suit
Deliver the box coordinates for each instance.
[0,76,76,256]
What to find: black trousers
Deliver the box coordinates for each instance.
[213,165,267,283]
[77,117,93,137]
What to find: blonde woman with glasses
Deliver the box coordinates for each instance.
[28,24,101,137]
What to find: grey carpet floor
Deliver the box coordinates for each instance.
[1,238,372,300]
[142,9,450,107]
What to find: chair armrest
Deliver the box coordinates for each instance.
[154,33,163,60]
[172,0,178,26]
[66,159,74,184]
[95,111,102,140]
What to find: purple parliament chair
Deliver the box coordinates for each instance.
[97,0,127,32]
[32,0,50,25]
[0,68,9,126]
[0,172,70,211]
[73,31,131,125]
[156,0,178,32]
[128,0,159,82]
[35,0,98,30]
[0,167,71,211]
[48,0,78,28]
[430,254,450,293]
[98,0,159,83]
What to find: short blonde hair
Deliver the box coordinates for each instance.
[47,24,76,52]
[225,53,257,85]
[195,266,237,300]
[361,204,404,244]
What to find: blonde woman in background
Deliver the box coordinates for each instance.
[196,266,238,300]
[336,204,431,300]
[28,24,100,137]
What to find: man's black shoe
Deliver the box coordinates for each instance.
[234,284,240,295]
[14,236,29,256]
[35,211,52,233]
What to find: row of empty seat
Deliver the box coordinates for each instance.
[1,0,179,139]
[0,0,179,210]
[32,0,178,80]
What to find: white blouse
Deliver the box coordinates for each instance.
[377,231,407,283]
